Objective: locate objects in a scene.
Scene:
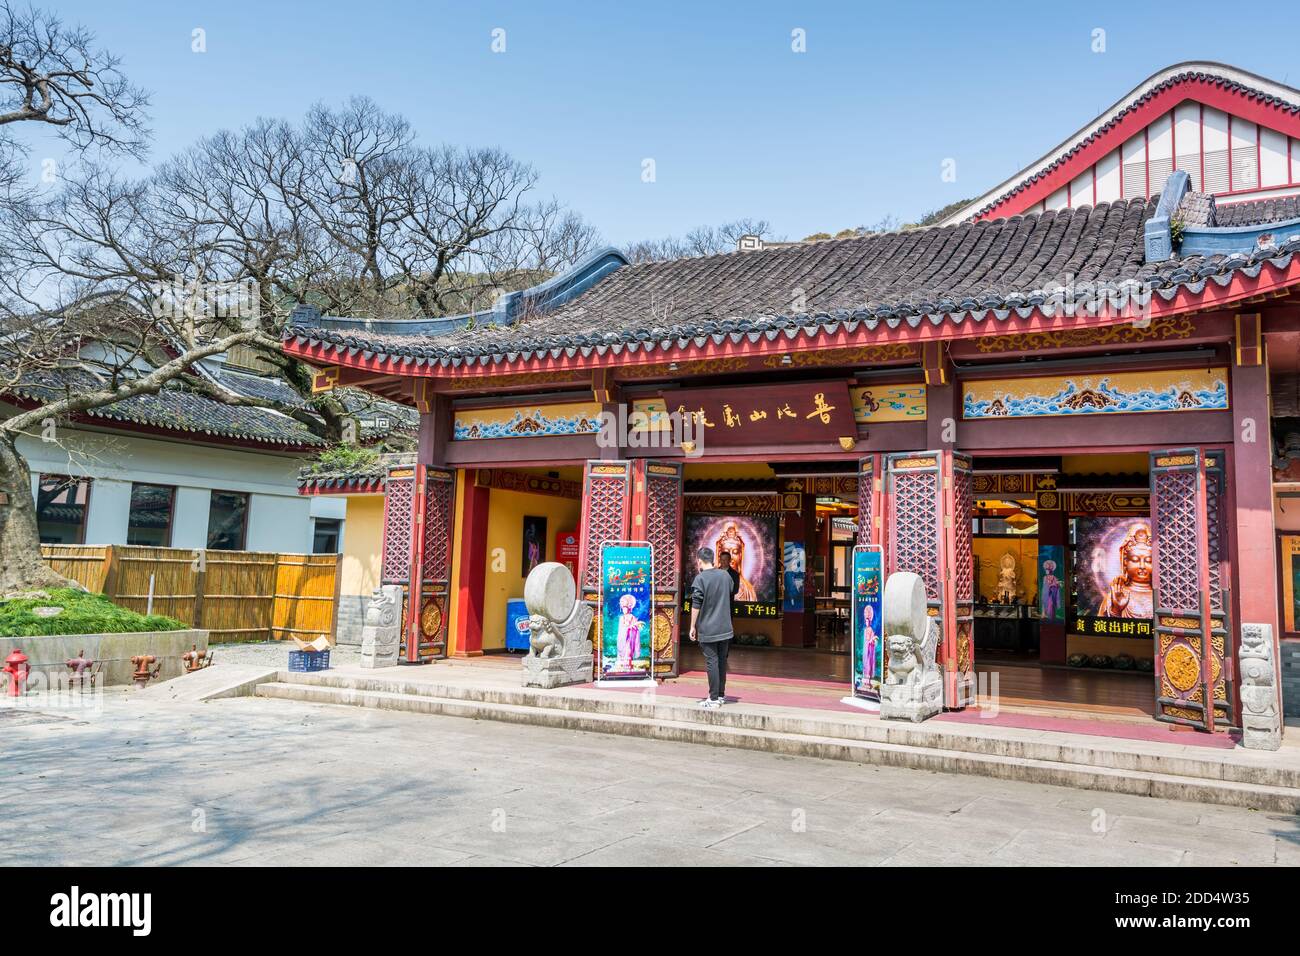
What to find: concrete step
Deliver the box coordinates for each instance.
[254,679,1300,813]
[267,669,1300,791]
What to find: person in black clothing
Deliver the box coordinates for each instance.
[689,547,738,708]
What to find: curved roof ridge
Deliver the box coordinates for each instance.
[938,62,1300,226]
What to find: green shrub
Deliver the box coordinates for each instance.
[0,589,186,637]
[305,444,379,476]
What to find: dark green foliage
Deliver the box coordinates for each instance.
[0,589,186,637]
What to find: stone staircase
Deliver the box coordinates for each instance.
[251,670,1300,813]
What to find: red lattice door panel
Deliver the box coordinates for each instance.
[857,455,883,549]
[576,460,632,666]
[1150,448,1217,731]
[949,453,975,705]
[633,460,684,678]
[884,450,973,708]
[1204,451,1234,726]
[380,465,416,586]
[403,466,455,662]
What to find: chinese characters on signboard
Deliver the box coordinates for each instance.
[668,381,856,448]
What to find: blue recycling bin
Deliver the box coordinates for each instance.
[505,598,530,652]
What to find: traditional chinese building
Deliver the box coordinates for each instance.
[287,61,1300,732]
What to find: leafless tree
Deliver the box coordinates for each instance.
[624,218,775,263]
[0,1,147,202]
[1,56,598,591]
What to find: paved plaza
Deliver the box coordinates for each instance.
[5,684,1299,867]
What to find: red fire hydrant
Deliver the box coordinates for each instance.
[130,654,159,689]
[65,650,100,690]
[3,649,31,697]
[182,644,212,673]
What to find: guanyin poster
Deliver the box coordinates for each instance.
[599,543,654,679]
[851,547,883,701]
[1037,545,1065,623]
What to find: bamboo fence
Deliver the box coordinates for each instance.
[41,544,341,644]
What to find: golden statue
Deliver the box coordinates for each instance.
[715,522,757,601]
[1098,523,1153,618]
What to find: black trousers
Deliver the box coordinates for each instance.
[699,638,731,699]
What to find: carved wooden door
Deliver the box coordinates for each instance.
[1150,448,1219,731]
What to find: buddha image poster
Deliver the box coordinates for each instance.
[1072,517,1154,637]
[599,543,653,678]
[683,513,778,616]
[851,548,883,700]
[1037,545,1065,623]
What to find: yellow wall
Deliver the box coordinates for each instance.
[481,487,582,650]
[973,536,1038,602]
[1061,453,1149,475]
[340,495,384,597]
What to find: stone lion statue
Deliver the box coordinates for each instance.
[884,621,938,686]
[527,613,563,659]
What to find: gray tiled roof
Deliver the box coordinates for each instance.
[288,197,1300,364]
[1176,192,1217,227]
[297,451,415,492]
[10,368,325,447]
[1215,195,1300,227]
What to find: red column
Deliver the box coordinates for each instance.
[453,471,490,657]
[1230,356,1279,650]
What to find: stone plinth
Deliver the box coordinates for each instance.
[879,572,942,723]
[521,563,593,688]
[359,585,402,669]
[1239,623,1281,751]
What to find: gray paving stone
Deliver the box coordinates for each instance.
[992,829,1185,866]
[560,835,792,867]
[711,819,912,866]
[5,690,1287,867]
[426,817,625,866]
[1104,815,1279,864]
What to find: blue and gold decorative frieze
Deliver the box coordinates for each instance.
[452,401,603,440]
[962,368,1229,420]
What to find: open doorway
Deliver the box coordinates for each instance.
[970,453,1158,722]
[677,461,859,683]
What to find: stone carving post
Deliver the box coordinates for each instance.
[1238,623,1281,751]
[359,585,402,669]
[879,571,943,722]
[521,562,593,689]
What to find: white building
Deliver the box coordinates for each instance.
[6,354,376,555]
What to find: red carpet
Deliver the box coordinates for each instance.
[588,670,1239,749]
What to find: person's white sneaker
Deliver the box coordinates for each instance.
[714,696,726,706]
[698,697,720,709]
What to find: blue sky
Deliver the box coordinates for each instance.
[40,0,1300,246]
